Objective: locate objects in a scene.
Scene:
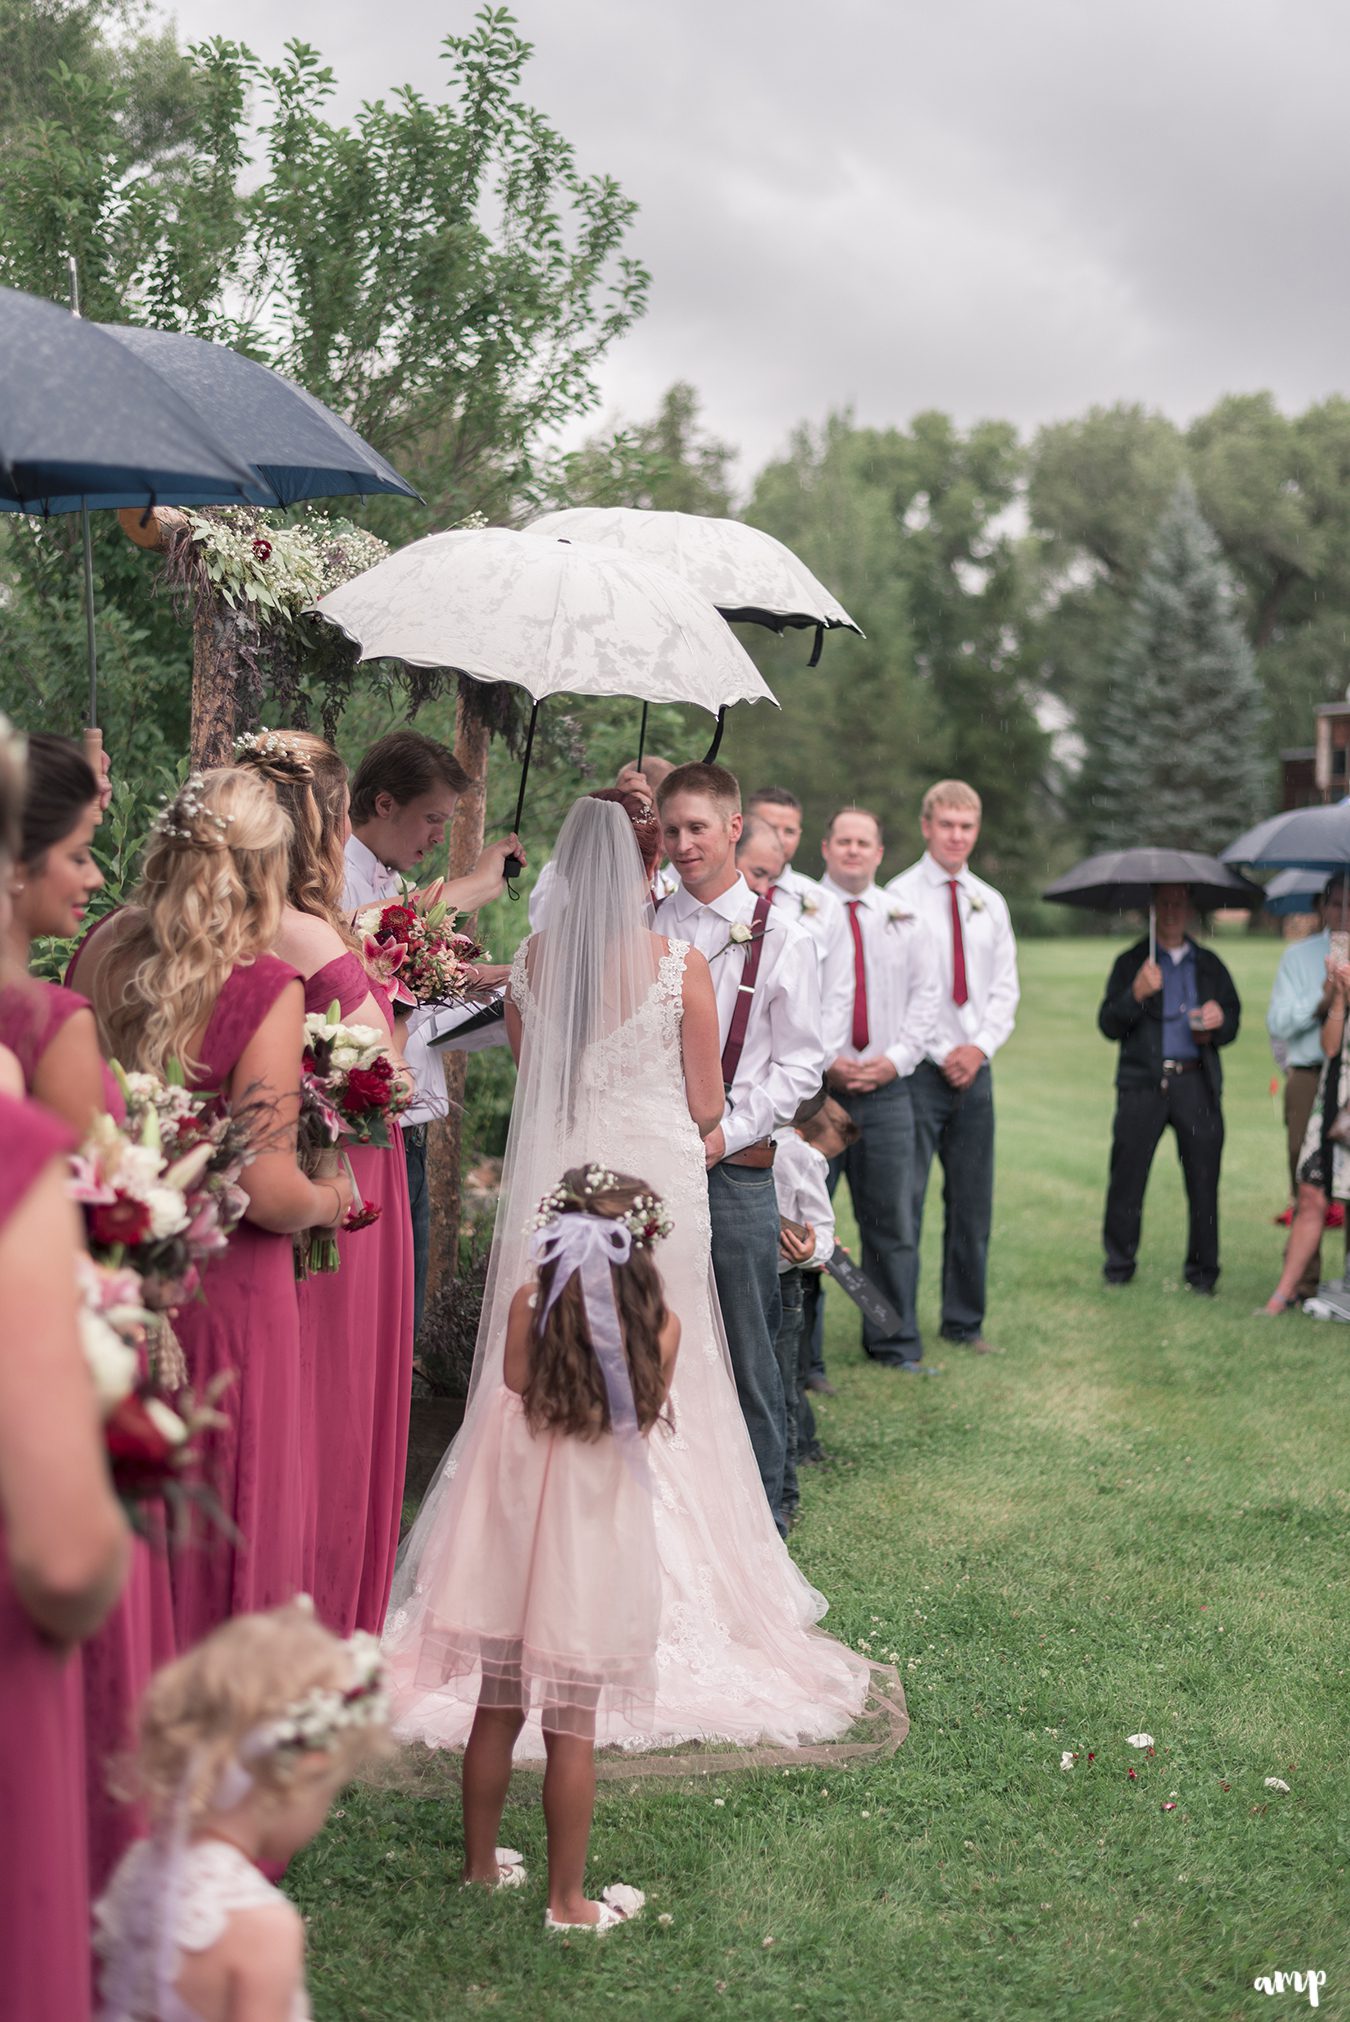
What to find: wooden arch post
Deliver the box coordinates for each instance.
[117,508,247,770]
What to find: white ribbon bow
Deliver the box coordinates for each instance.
[529,1214,647,1475]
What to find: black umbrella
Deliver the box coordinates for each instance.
[1044,848,1264,961]
[97,324,422,509]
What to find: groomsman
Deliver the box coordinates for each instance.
[343,729,523,1333]
[656,762,823,1527]
[819,806,942,1369]
[887,780,1020,1356]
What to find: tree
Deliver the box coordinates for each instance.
[555,381,737,516]
[1089,478,1269,855]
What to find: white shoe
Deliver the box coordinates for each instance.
[494,1848,527,1888]
[545,1884,645,1933]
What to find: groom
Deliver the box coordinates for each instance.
[656,763,823,1526]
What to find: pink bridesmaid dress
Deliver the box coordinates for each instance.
[0,978,175,1895]
[0,1091,92,2022]
[299,955,414,1635]
[165,956,310,1646]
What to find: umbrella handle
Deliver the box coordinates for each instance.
[636,700,648,771]
[1149,903,1155,966]
[703,706,727,764]
[501,699,540,893]
[809,621,824,668]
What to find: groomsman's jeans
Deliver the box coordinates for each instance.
[403,1124,430,1339]
[708,1160,787,1529]
[904,1059,995,1347]
[828,1077,918,1365]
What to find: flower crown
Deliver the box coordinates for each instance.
[530,1164,673,1249]
[240,1627,388,1771]
[232,728,315,782]
[151,774,234,849]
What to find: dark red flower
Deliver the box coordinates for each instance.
[379,904,416,936]
[88,1192,153,1248]
[341,1063,393,1115]
[252,537,273,563]
[1127,1768,1137,1781]
[343,1200,382,1232]
[105,1392,178,1486]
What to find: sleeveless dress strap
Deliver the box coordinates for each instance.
[195,956,303,1093]
[304,953,370,1021]
[0,1091,75,1227]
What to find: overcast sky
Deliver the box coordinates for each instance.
[179,0,1350,484]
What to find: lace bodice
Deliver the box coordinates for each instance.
[94,1837,311,2022]
[508,937,708,1237]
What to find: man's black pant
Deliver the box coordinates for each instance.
[1103,1071,1224,1290]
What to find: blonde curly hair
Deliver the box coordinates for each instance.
[233,728,355,947]
[129,1602,390,1828]
[99,768,290,1079]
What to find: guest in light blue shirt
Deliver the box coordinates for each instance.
[1266,880,1347,1300]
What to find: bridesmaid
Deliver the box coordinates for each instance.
[0,726,129,2022]
[234,729,415,1635]
[1,732,177,1893]
[0,732,114,1132]
[72,768,352,1645]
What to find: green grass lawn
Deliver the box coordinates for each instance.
[292,934,1350,2021]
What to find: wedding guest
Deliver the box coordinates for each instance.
[235,729,414,1637]
[344,729,522,1335]
[887,781,1020,1355]
[1,732,116,1133]
[0,719,129,2022]
[1098,883,1240,1294]
[821,807,942,1370]
[1267,877,1343,1302]
[1263,936,1350,1313]
[531,755,679,927]
[72,769,352,1643]
[656,762,823,1526]
[1,732,175,1892]
[95,1603,390,2020]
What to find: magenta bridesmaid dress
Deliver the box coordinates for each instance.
[165,955,310,1647]
[0,977,175,1895]
[0,1092,93,2022]
[299,955,414,1635]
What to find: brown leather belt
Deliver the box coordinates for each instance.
[1161,1059,1202,1077]
[722,1139,776,1169]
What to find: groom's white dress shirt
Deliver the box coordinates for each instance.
[655,873,823,1157]
[819,875,943,1075]
[884,850,1020,1064]
[342,833,449,1127]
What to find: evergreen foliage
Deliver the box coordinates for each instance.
[1088,479,1269,855]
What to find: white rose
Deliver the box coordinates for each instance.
[329,1042,361,1071]
[729,921,754,946]
[146,1188,192,1240]
[118,1144,166,1193]
[79,1309,138,1412]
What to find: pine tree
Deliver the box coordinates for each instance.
[1089,477,1270,854]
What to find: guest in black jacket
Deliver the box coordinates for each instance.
[1097,883,1241,1294]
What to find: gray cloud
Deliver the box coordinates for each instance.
[179,0,1350,476]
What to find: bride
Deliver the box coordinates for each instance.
[383,790,869,1755]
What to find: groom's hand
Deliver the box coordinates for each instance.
[703,1124,726,1167]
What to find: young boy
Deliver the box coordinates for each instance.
[773,1094,859,1526]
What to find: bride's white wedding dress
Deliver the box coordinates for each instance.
[383,798,868,1757]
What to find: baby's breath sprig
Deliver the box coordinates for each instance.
[151,774,234,848]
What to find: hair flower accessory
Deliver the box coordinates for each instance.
[151,775,236,849]
[530,1165,672,1249]
[242,1630,388,1769]
[232,728,315,781]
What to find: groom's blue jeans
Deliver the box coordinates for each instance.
[708,1160,786,1527]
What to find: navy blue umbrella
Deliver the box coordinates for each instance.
[1264,868,1331,917]
[96,324,421,509]
[0,286,268,515]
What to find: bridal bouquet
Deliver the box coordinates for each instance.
[296,1003,411,1273]
[354,880,483,1011]
[75,1252,230,1538]
[69,1067,261,1385]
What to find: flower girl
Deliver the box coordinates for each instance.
[384,1164,679,1932]
[94,1600,389,2020]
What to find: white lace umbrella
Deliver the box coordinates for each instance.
[310,526,778,864]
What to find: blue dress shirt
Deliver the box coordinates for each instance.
[1267,928,1331,1070]
[1160,942,1200,1062]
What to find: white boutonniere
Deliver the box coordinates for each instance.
[886,903,913,930]
[968,892,986,915]
[799,892,819,917]
[713,918,766,960]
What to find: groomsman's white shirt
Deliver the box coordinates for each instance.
[655,873,823,1157]
[884,851,1020,1065]
[770,865,852,1052]
[819,875,943,1076]
[530,856,679,929]
[772,1128,836,1275]
[342,833,449,1127]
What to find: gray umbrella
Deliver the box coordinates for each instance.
[1222,801,1350,873]
[96,324,421,509]
[1044,848,1264,962]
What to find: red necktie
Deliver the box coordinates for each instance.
[948,880,969,1007]
[846,899,870,1052]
